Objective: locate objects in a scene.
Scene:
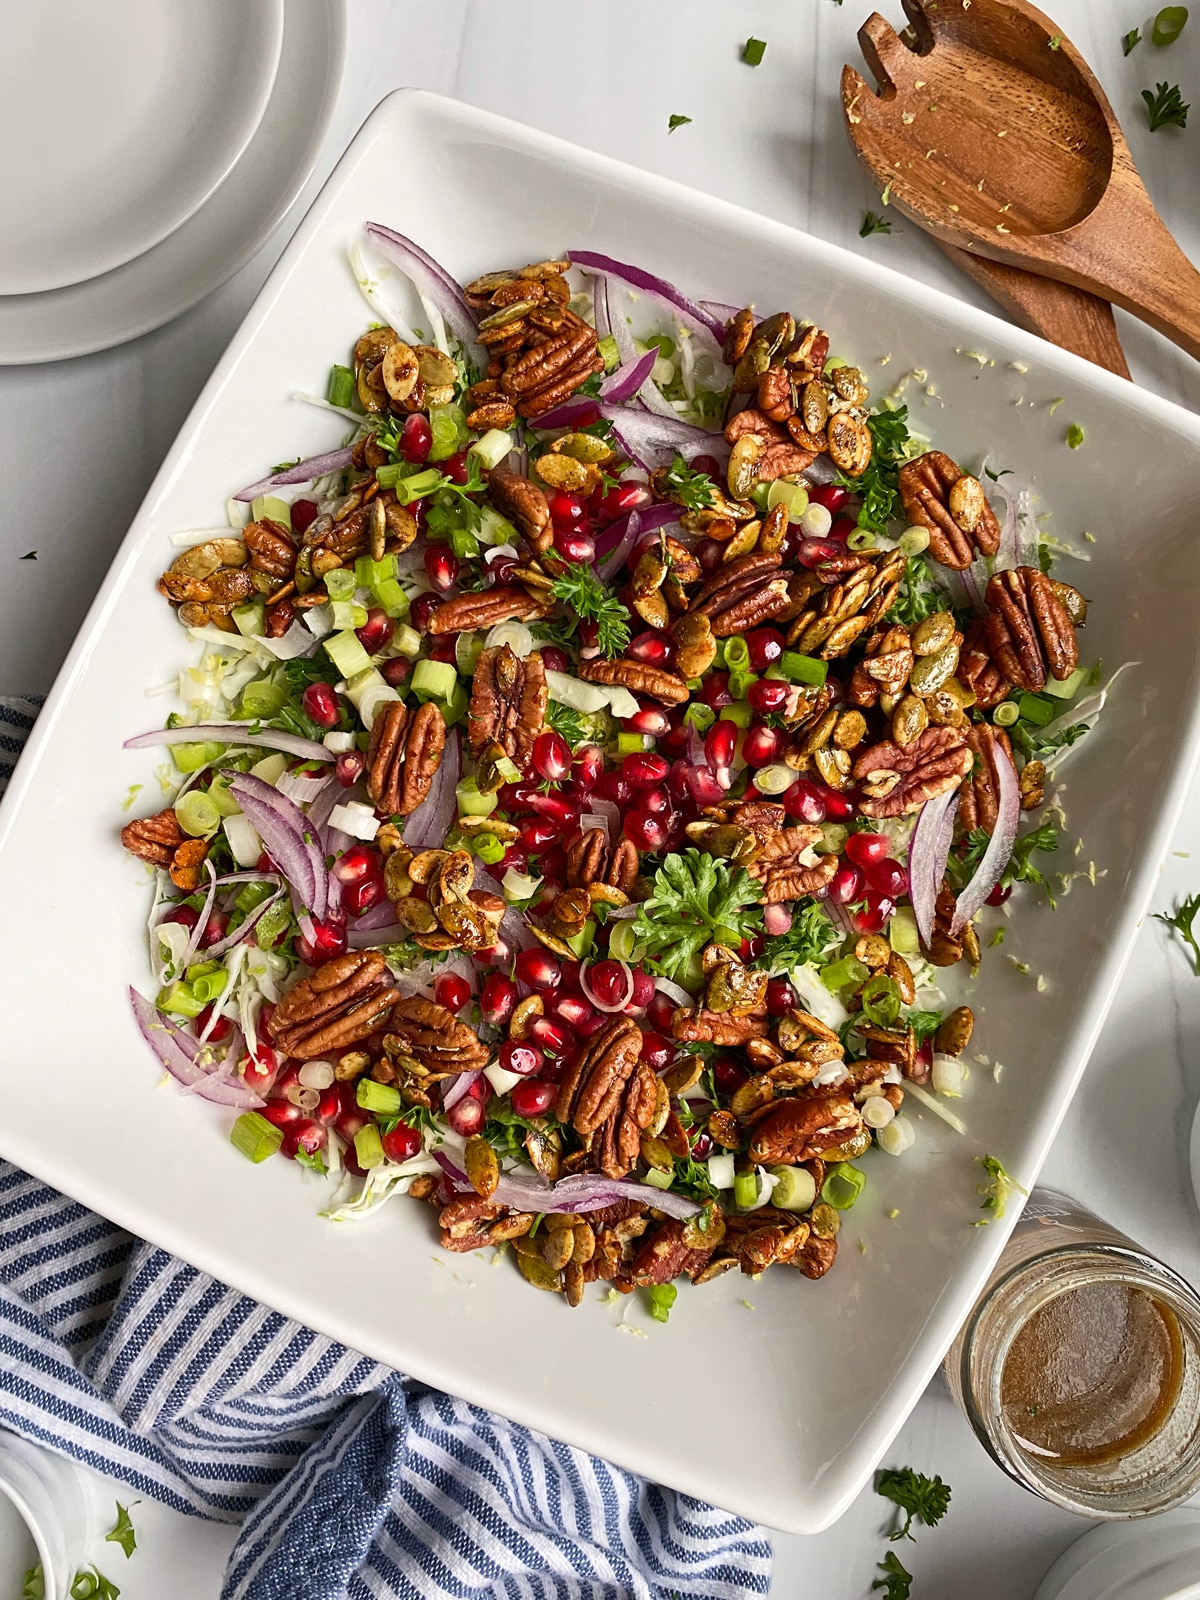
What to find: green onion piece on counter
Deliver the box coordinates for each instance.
[472,833,506,865]
[821,955,870,992]
[821,1161,867,1210]
[357,1079,402,1116]
[175,791,221,838]
[722,700,754,729]
[779,651,828,686]
[327,363,355,409]
[1153,6,1188,46]
[646,1283,678,1322]
[742,36,767,65]
[323,567,357,602]
[992,700,1020,727]
[769,1166,818,1212]
[155,982,205,1020]
[733,1170,761,1210]
[860,974,902,1026]
[231,1112,284,1164]
[172,740,226,774]
[1018,692,1055,726]
[354,1124,385,1170]
[724,636,751,673]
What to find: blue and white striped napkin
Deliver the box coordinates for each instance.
[0,705,772,1600]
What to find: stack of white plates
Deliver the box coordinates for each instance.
[0,0,345,364]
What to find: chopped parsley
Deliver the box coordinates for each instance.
[1143,81,1189,130]
[106,1502,138,1559]
[975,1154,1025,1222]
[668,114,692,133]
[741,36,767,65]
[877,1467,952,1541]
[885,556,947,627]
[1154,892,1200,975]
[549,561,631,659]
[1066,422,1085,449]
[633,849,764,985]
[1009,718,1089,763]
[660,452,716,511]
[752,898,841,972]
[836,404,916,535]
[860,210,893,237]
[545,699,610,750]
[904,1009,945,1045]
[872,1551,913,1599]
[1124,25,1142,52]
[952,818,1061,900]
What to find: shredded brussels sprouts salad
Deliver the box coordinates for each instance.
[121,226,1117,1314]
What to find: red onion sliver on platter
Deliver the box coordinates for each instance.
[228,773,327,923]
[129,988,262,1109]
[570,250,727,344]
[433,1151,701,1219]
[907,788,960,948]
[403,730,460,849]
[599,348,657,404]
[951,747,1019,935]
[364,223,480,360]
[233,446,357,503]
[124,723,333,763]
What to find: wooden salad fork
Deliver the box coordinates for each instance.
[841,0,1200,369]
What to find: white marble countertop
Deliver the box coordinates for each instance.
[4,1,1200,1594]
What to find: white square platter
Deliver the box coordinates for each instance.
[3,90,1200,1533]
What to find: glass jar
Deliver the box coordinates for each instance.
[944,1188,1200,1517]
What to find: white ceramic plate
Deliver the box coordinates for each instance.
[0,0,344,365]
[0,0,285,296]
[3,91,1200,1535]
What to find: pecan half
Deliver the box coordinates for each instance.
[589,1057,660,1178]
[747,1093,863,1165]
[746,823,839,903]
[959,619,1013,711]
[852,726,972,818]
[486,465,552,553]
[628,1219,713,1287]
[985,567,1079,691]
[427,586,552,636]
[957,724,1013,836]
[468,644,548,765]
[385,994,489,1077]
[121,808,185,866]
[578,656,689,706]
[366,700,446,816]
[439,1196,536,1253]
[243,518,296,579]
[898,451,1001,570]
[724,407,787,445]
[923,885,980,968]
[671,1008,769,1046]
[269,951,396,1058]
[687,552,792,637]
[556,1016,642,1137]
[565,828,639,894]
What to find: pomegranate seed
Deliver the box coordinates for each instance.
[515,947,561,992]
[748,678,790,716]
[532,728,572,783]
[689,1130,715,1160]
[646,990,677,1035]
[713,1055,748,1095]
[852,892,896,934]
[624,706,672,739]
[301,681,340,729]
[845,832,889,868]
[500,1040,544,1077]
[520,816,559,852]
[829,861,864,905]
[740,932,766,961]
[830,515,859,542]
[290,498,319,534]
[161,903,199,931]
[355,607,394,655]
[820,787,855,821]
[797,538,846,569]
[259,1098,301,1128]
[594,771,631,806]
[550,992,595,1030]
[701,671,733,710]
[553,526,596,564]
[689,453,719,477]
[548,489,586,528]
[282,1119,327,1159]
[446,1097,485,1136]
[742,726,781,767]
[574,1011,608,1039]
[335,751,366,788]
[766,978,797,1017]
[198,910,229,949]
[297,915,347,965]
[586,960,630,1008]
[808,483,850,514]
[685,764,727,808]
[435,972,472,1013]
[986,882,1013,907]
[510,1078,556,1118]
[481,973,517,1025]
[628,630,674,669]
[315,1085,341,1126]
[334,846,378,884]
[381,1120,421,1162]
[579,619,601,654]
[598,482,650,521]
[915,1039,933,1076]
[489,554,518,585]
[410,592,441,632]
[622,752,670,789]
[641,785,671,816]
[571,744,604,792]
[424,545,460,591]
[696,538,724,574]
[400,414,433,463]
[342,875,386,917]
[659,721,689,759]
[704,720,737,771]
[536,644,570,676]
[526,1014,573,1056]
[242,1041,278,1094]
[866,857,908,898]
[442,449,471,485]
[380,657,411,687]
[745,628,785,672]
[499,844,528,875]
[194,1004,232,1042]
[526,791,578,826]
[638,1031,673,1071]
[624,809,668,851]
[557,959,583,993]
[627,968,655,1013]
[333,1083,366,1142]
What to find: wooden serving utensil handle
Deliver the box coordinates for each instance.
[937,241,1130,379]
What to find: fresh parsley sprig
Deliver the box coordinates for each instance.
[633,850,764,985]
[1143,81,1189,130]
[877,1467,952,1542]
[549,561,631,658]
[752,898,841,972]
[975,1154,1026,1222]
[1155,892,1200,975]
[861,211,893,237]
[872,1551,914,1599]
[106,1502,138,1559]
[660,452,716,511]
[836,404,915,535]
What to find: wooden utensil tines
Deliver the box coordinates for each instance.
[842,0,1200,371]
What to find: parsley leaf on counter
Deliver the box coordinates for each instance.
[549,561,631,658]
[1124,25,1142,52]
[20,550,37,560]
[1066,422,1085,449]
[877,1467,952,1541]
[872,1551,914,1599]
[106,1502,138,1559]
[975,1154,1026,1222]
[860,211,893,237]
[633,850,763,985]
[1154,892,1200,975]
[668,114,692,133]
[1143,81,1189,129]
[661,452,715,511]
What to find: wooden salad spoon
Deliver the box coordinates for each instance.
[840,0,1200,365]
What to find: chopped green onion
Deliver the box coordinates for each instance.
[232,601,265,638]
[722,700,754,729]
[255,901,290,949]
[331,600,368,632]
[642,1166,675,1191]
[373,577,410,620]
[992,699,1020,727]
[617,731,651,753]
[354,1124,385,1170]
[235,880,274,914]
[888,906,920,956]
[230,1112,284,1164]
[175,791,221,839]
[171,739,226,774]
[847,529,877,550]
[1018,692,1055,726]
[356,1079,402,1115]
[393,467,444,504]
[733,1170,761,1211]
[467,428,514,470]
[471,832,506,865]
[646,1282,678,1322]
[1066,422,1085,449]
[1153,6,1188,46]
[897,525,930,556]
[684,702,716,735]
[240,678,288,718]
[769,1166,817,1212]
[740,32,765,63]
[450,526,480,560]
[206,777,242,817]
[411,657,459,706]
[645,333,676,360]
[814,821,848,855]
[456,776,497,817]
[392,623,422,658]
[190,970,228,1004]
[429,403,468,462]
[566,919,596,959]
[374,462,403,490]
[1042,665,1087,701]
[155,982,204,1019]
[821,1161,867,1210]
[323,567,357,602]
[766,477,810,522]
[728,670,758,700]
[724,636,751,673]
[821,955,870,992]
[251,495,291,526]
[327,363,355,409]
[860,974,901,1026]
[324,629,373,680]
[250,751,288,784]
[607,920,644,963]
[779,651,828,686]
[597,334,619,371]
[355,554,399,588]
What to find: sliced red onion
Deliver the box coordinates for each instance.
[277,771,332,807]
[203,882,286,957]
[585,798,620,845]
[228,773,327,923]
[347,922,408,949]
[124,723,333,763]
[570,250,726,343]
[500,907,538,952]
[442,1070,481,1113]
[961,559,989,614]
[653,975,694,1008]
[825,897,858,940]
[592,273,679,421]
[597,508,641,585]
[433,1151,700,1219]
[402,730,460,849]
[364,223,480,361]
[471,865,506,900]
[351,897,403,932]
[595,500,679,569]
[580,959,634,1013]
[700,299,739,324]
[181,861,219,970]
[763,903,793,937]
[530,398,600,431]
[951,748,1019,935]
[801,454,839,488]
[600,348,658,404]
[129,988,262,1109]
[603,405,727,472]
[233,446,356,503]
[907,788,960,948]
